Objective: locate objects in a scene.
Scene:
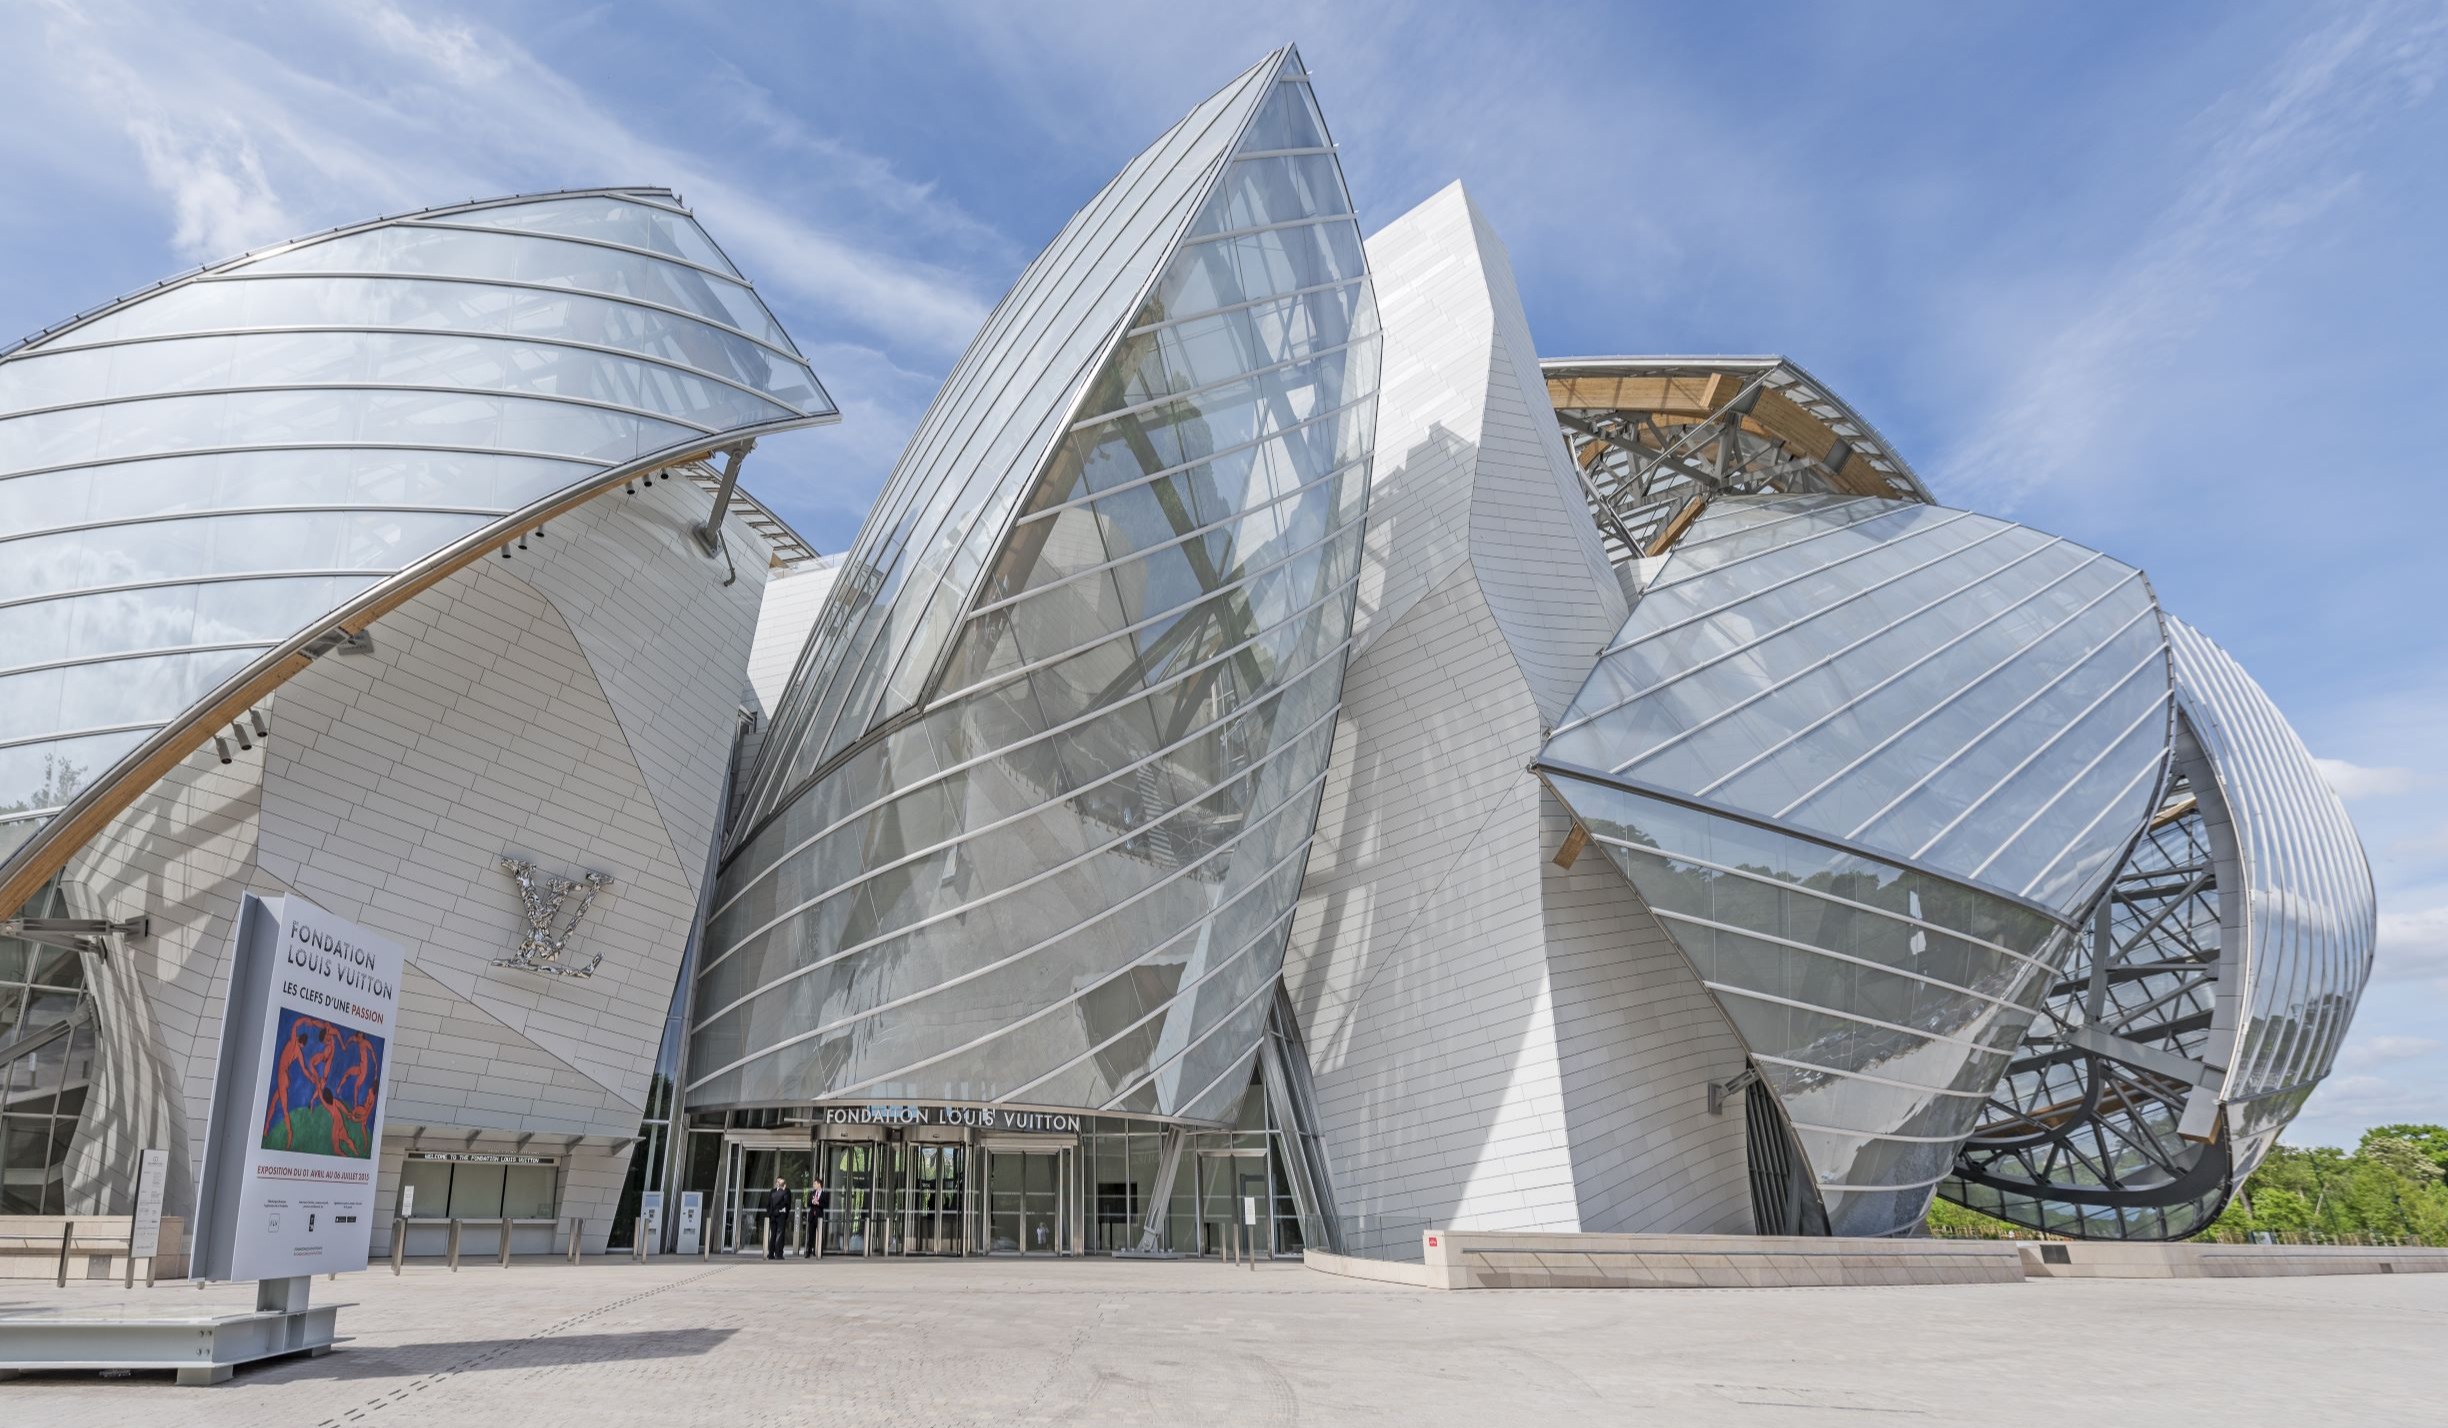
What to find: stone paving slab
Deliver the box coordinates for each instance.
[0,1255,2436,1425]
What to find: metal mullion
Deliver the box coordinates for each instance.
[1645,905,2037,1011]
[13,323,823,415]
[996,901,1297,1103]
[0,639,278,683]
[687,761,1333,1092]
[0,380,724,436]
[399,217,762,289]
[705,555,1360,927]
[1693,553,2112,800]
[1006,400,1367,528]
[824,844,1312,1102]
[2017,750,2175,904]
[698,625,1350,968]
[1101,977,1278,1113]
[0,441,610,487]
[1918,647,2173,863]
[1069,336,1365,433]
[1177,212,1359,248]
[1585,536,2071,773]
[1597,505,1964,659]
[692,692,1344,1030]
[0,567,395,615]
[1750,1054,1994,1100]
[934,529,1358,708]
[967,456,1358,619]
[1550,521,2038,742]
[1698,981,2018,1055]
[1123,275,1364,339]
[1773,572,2146,822]
[1785,1120,1981,1145]
[188,270,807,365]
[1,503,507,549]
[1592,835,2046,967]
[0,721,165,754]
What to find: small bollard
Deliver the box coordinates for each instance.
[498,1220,513,1268]
[633,1215,646,1263]
[125,1234,136,1290]
[393,1225,407,1275]
[568,1218,582,1265]
[57,1220,74,1288]
[448,1218,462,1272]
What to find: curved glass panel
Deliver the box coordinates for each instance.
[1545,770,2073,1237]
[2170,620,2376,1134]
[694,49,1380,1120]
[1542,494,2172,919]
[731,52,1301,830]
[0,189,829,860]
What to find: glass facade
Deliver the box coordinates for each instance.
[1546,772,2070,1236]
[0,882,93,1214]
[1942,618,2377,1237]
[691,48,1379,1126]
[1545,494,2172,919]
[0,186,832,867]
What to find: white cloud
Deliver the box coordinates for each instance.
[2313,757,2422,800]
[13,0,996,357]
[1941,1,2448,509]
[2373,905,2448,982]
[2337,1033,2448,1068]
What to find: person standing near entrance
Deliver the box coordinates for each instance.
[803,1177,827,1259]
[763,1177,791,1260]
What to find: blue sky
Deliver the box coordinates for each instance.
[4,0,2441,1149]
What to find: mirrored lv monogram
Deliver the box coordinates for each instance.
[496,857,616,977]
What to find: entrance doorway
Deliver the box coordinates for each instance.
[728,1144,814,1255]
[978,1140,1076,1255]
[1195,1148,1274,1258]
[815,1137,971,1256]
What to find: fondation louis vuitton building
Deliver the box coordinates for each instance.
[0,46,2374,1266]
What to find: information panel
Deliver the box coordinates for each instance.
[191,894,401,1282]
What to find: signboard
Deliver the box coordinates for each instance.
[400,1184,416,1220]
[191,894,402,1282]
[1242,1195,1258,1228]
[814,1104,1084,1134]
[675,1190,703,1255]
[408,1151,555,1165]
[129,1148,170,1259]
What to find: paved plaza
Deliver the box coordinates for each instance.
[2,1257,2436,1425]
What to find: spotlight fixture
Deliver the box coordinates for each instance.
[518,534,528,551]
[231,720,252,752]
[248,708,270,737]
[213,736,233,765]
[501,544,512,559]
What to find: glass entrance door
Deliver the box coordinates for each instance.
[982,1145,1073,1255]
[906,1142,968,1255]
[730,1146,815,1254]
[1195,1149,1273,1257]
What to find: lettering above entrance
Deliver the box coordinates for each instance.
[816,1104,1084,1134]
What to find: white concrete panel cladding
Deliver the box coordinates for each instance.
[1280,186,1749,1258]
[42,422,788,1250]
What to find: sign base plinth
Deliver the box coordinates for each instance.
[0,1276,346,1387]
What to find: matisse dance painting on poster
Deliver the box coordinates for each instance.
[259,1007,384,1160]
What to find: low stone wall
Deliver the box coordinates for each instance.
[0,1216,188,1280]
[1300,1250,1448,1288]
[2018,1241,2448,1279]
[1306,1232,2024,1289]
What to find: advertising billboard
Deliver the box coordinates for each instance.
[191,894,402,1282]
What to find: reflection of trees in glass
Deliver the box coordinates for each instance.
[1,752,89,821]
